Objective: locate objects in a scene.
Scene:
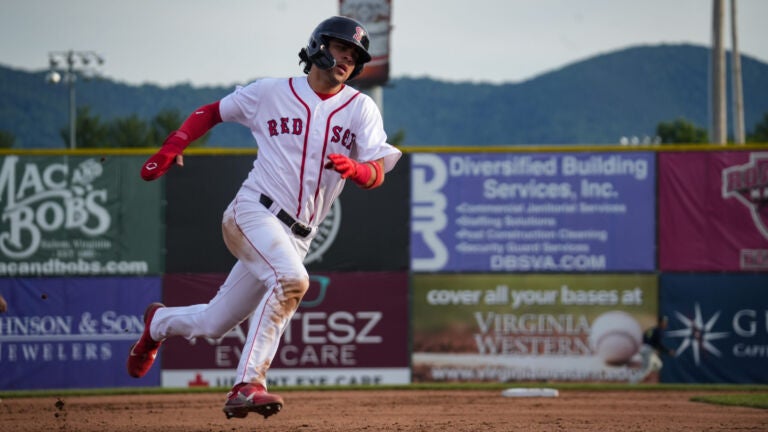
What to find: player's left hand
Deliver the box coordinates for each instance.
[325,153,359,179]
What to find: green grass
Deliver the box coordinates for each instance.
[691,393,768,410]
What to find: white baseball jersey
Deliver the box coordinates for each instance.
[219,76,401,228]
[150,75,402,388]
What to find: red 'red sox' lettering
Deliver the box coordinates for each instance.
[267,118,304,137]
[330,125,356,150]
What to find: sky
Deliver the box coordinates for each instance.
[1,0,767,88]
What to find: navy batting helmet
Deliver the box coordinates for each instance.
[300,16,371,79]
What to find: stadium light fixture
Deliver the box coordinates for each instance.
[45,50,105,149]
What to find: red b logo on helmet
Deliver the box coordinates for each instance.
[353,26,365,42]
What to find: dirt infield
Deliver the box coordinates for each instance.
[2,389,766,431]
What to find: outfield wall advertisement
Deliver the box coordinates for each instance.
[660,274,768,383]
[411,152,655,272]
[658,151,768,271]
[0,155,163,276]
[160,272,410,388]
[166,154,410,273]
[0,277,162,390]
[412,274,658,383]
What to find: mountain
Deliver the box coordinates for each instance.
[1,44,767,148]
[383,44,768,145]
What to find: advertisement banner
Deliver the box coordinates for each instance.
[0,277,162,390]
[160,272,410,388]
[0,155,163,276]
[412,273,658,383]
[411,152,656,272]
[659,151,768,271]
[306,154,410,271]
[166,154,410,273]
[660,274,768,383]
[340,0,392,89]
[165,155,254,273]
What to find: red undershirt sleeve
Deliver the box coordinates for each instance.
[177,101,223,142]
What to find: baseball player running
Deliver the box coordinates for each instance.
[127,16,401,420]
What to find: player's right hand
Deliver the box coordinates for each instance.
[140,131,188,181]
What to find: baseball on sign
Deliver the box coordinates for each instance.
[588,310,643,366]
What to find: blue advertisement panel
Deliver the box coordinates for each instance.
[411,152,655,272]
[0,277,162,390]
[660,274,768,383]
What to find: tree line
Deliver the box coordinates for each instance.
[0,107,210,149]
[656,114,768,144]
[1,108,767,148]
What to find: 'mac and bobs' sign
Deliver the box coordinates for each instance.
[0,155,163,276]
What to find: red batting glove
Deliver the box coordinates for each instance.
[326,153,372,187]
[140,131,189,181]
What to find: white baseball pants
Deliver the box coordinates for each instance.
[149,183,311,387]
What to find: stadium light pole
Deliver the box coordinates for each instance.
[45,50,105,149]
[730,0,745,145]
[710,0,726,145]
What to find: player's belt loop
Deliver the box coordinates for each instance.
[259,194,312,238]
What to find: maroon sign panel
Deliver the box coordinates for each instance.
[658,151,768,271]
[161,272,409,370]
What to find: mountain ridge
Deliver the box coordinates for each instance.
[1,43,766,148]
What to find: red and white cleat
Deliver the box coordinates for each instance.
[223,382,284,419]
[126,302,164,378]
